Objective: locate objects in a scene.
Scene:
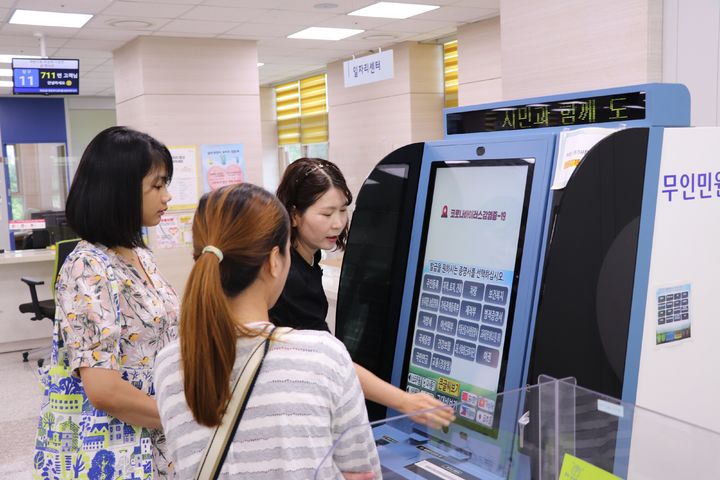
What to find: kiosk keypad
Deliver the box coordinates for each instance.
[416,273,508,371]
[656,291,689,324]
[409,272,509,427]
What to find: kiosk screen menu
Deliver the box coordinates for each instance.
[405,159,533,434]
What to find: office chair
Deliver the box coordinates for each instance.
[23,228,52,250]
[18,238,81,367]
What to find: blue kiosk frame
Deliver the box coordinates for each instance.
[359,83,692,479]
[391,83,690,403]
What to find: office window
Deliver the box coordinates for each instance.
[5,143,68,222]
[275,74,329,167]
[443,40,458,108]
[274,74,328,146]
[275,80,301,146]
[6,145,19,193]
[299,74,328,144]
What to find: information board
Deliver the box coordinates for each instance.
[405,160,533,434]
[12,58,79,95]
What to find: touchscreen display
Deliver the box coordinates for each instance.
[405,159,533,434]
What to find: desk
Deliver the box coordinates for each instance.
[0,249,55,265]
[0,249,55,352]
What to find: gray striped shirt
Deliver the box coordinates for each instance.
[154,328,381,479]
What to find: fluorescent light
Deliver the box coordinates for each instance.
[348,2,439,19]
[289,27,363,41]
[0,69,12,77]
[257,62,264,67]
[9,9,93,28]
[0,54,41,64]
[0,80,13,88]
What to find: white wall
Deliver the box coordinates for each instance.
[663,0,720,126]
[65,96,117,162]
[66,98,117,183]
[455,1,664,107]
[457,17,502,106]
[114,36,263,185]
[114,36,262,297]
[500,0,662,99]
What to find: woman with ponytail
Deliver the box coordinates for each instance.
[153,183,380,479]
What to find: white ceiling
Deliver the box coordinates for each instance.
[0,0,498,97]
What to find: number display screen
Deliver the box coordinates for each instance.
[12,58,80,95]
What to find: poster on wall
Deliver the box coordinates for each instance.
[551,127,619,190]
[200,143,244,193]
[157,212,194,249]
[167,146,200,210]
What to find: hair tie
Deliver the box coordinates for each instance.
[202,245,223,263]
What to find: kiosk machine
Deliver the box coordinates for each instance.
[335,83,720,478]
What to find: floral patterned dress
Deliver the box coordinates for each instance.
[34,240,179,479]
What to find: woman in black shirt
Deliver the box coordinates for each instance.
[271,158,454,427]
[270,247,329,331]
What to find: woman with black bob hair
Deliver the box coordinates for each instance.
[66,126,172,248]
[45,126,180,478]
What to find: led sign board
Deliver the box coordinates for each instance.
[447,91,646,134]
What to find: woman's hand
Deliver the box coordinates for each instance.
[354,363,455,428]
[398,391,456,429]
[80,367,162,429]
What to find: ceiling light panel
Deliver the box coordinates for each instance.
[288,27,363,41]
[348,2,439,19]
[9,9,93,28]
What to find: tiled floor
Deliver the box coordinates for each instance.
[0,348,46,479]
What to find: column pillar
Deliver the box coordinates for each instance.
[113,36,262,181]
[113,36,262,294]
[327,42,444,197]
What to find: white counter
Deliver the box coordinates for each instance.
[0,249,55,352]
[0,249,55,265]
